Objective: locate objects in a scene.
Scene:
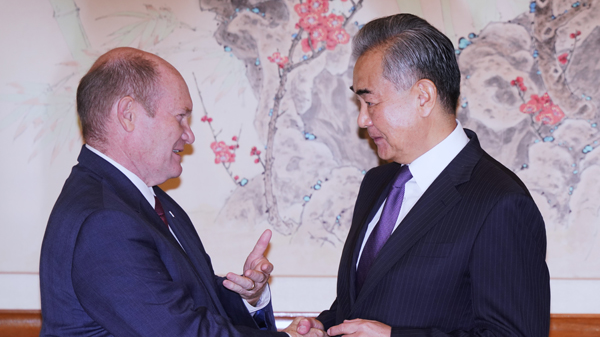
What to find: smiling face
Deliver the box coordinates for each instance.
[131,65,195,186]
[352,48,428,164]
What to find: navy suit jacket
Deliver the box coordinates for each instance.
[40,146,285,337]
[317,130,550,336]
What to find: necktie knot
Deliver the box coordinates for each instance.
[393,165,412,188]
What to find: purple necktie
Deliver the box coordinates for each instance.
[356,165,412,293]
[154,196,169,227]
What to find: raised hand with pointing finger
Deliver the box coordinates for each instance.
[223,229,274,306]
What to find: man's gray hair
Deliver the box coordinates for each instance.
[352,14,461,114]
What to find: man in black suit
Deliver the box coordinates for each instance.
[39,47,324,337]
[298,14,550,336]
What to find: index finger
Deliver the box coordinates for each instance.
[248,229,272,259]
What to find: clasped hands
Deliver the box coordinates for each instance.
[290,317,391,337]
[222,230,390,336]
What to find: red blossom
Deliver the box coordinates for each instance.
[535,104,565,125]
[207,117,213,122]
[250,146,257,155]
[510,76,527,92]
[519,95,542,114]
[570,30,581,39]
[519,92,565,125]
[211,141,236,164]
[299,13,322,31]
[255,150,261,155]
[558,53,569,65]
[309,26,328,43]
[254,158,260,164]
[308,0,328,14]
[210,141,229,154]
[215,151,235,164]
[232,136,237,141]
[229,145,235,150]
[234,175,239,180]
[201,115,208,122]
[294,3,311,17]
[327,28,350,49]
[322,14,344,30]
[267,52,289,68]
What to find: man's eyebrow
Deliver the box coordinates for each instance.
[349,86,371,95]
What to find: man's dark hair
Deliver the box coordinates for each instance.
[352,14,460,114]
[76,55,159,144]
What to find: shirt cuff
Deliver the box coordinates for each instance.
[243,283,271,315]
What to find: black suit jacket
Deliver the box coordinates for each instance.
[318,130,550,336]
[39,145,284,337]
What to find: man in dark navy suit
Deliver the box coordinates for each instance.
[298,14,550,337]
[39,47,324,337]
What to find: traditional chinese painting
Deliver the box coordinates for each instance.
[1,0,599,312]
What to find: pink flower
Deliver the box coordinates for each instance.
[308,0,328,14]
[519,95,542,114]
[267,52,289,68]
[326,28,350,50]
[211,141,235,164]
[570,30,581,39]
[322,14,344,30]
[210,141,228,154]
[309,26,328,43]
[535,104,565,125]
[250,146,257,156]
[254,158,260,164]
[299,13,322,31]
[231,136,237,141]
[294,3,311,17]
[215,151,235,164]
[558,53,569,65]
[234,175,239,180]
[510,77,527,92]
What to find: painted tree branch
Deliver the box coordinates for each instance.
[532,0,593,118]
[263,0,363,235]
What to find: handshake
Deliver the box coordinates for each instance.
[282,317,391,337]
[282,317,326,337]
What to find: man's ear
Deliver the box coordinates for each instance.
[415,79,437,117]
[116,96,136,132]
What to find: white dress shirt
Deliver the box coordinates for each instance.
[357,121,470,267]
[85,144,269,313]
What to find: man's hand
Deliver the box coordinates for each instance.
[296,317,324,335]
[284,317,326,337]
[327,319,390,337]
[223,229,274,306]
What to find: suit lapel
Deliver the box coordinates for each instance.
[351,130,484,310]
[336,163,399,311]
[155,188,228,317]
[78,146,227,316]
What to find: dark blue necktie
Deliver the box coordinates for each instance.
[356,165,412,294]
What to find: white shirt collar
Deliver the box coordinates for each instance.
[85,144,156,208]
[407,120,469,193]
